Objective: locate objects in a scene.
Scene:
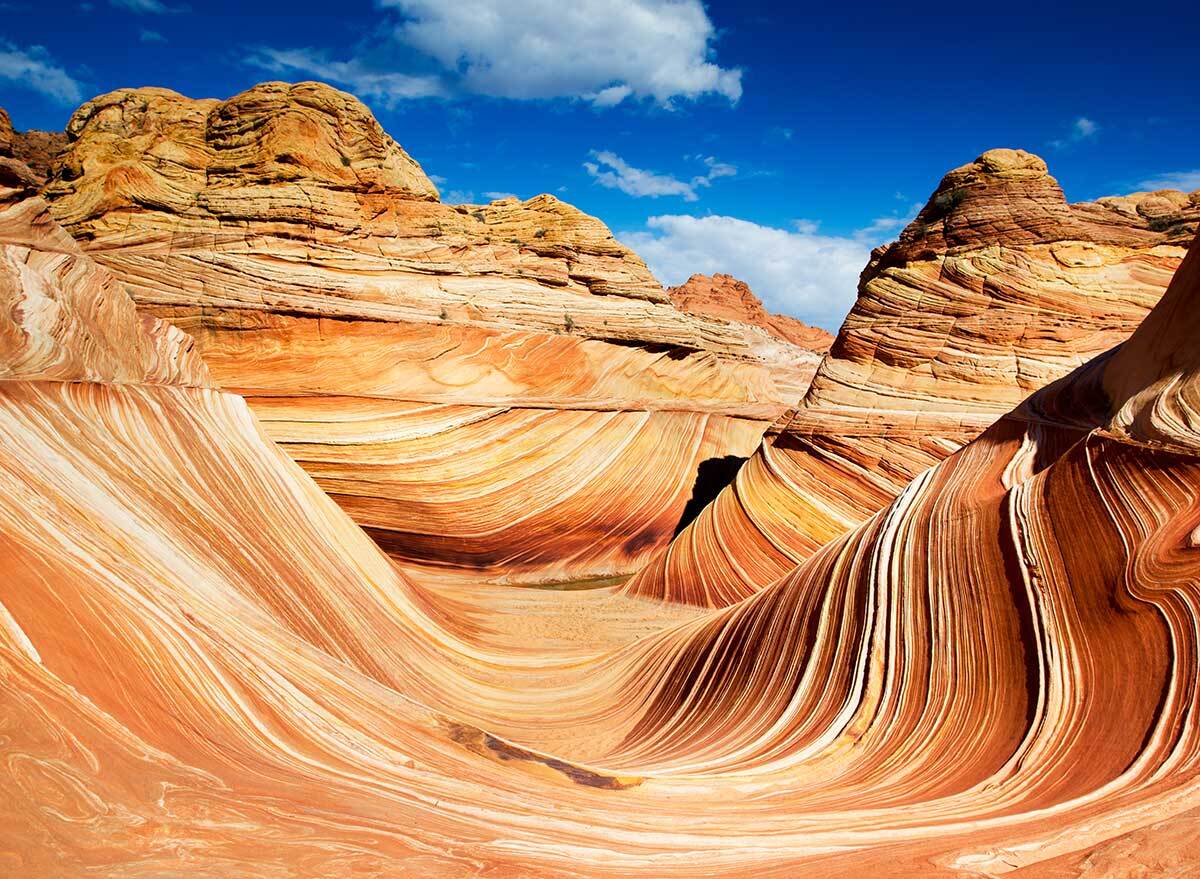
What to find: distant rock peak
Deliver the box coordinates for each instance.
[0,107,66,187]
[667,272,834,352]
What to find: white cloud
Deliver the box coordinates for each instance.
[697,155,736,183]
[444,189,475,204]
[383,0,741,106]
[585,152,697,200]
[139,28,166,42]
[591,85,632,108]
[622,212,915,330]
[1135,170,1200,193]
[1051,116,1100,150]
[248,47,444,107]
[483,191,519,201]
[0,41,82,104]
[854,203,921,240]
[584,151,736,201]
[110,0,183,12]
[255,0,739,108]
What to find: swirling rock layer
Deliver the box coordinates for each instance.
[627,149,1200,605]
[35,82,806,581]
[4,153,1200,876]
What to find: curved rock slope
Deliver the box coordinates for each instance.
[6,146,1200,876]
[626,148,1199,605]
[36,81,806,582]
[0,177,562,874]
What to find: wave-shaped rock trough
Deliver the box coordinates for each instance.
[3,94,1200,876]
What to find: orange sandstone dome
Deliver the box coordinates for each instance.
[37,81,823,584]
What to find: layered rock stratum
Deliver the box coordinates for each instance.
[668,271,835,352]
[35,81,819,583]
[5,125,1200,875]
[626,148,1199,604]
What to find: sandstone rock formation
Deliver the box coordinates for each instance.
[0,108,66,183]
[5,137,1200,876]
[34,82,814,583]
[626,148,1199,605]
[668,272,835,351]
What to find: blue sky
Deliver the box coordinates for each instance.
[1,0,1196,328]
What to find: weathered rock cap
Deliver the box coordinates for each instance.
[55,81,439,202]
[878,147,1198,268]
[205,81,438,197]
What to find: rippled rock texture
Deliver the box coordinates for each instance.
[5,133,1200,874]
[35,81,809,583]
[626,149,1200,605]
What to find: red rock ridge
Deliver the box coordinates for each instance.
[667,272,835,352]
[0,108,66,184]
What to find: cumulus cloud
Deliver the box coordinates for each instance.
[383,0,741,105]
[0,41,82,104]
[622,212,914,330]
[248,47,444,107]
[483,191,520,201]
[584,151,736,201]
[254,0,739,108]
[1136,170,1200,192]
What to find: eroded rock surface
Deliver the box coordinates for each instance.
[626,149,1199,604]
[36,82,807,582]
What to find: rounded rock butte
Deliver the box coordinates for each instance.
[3,89,1200,877]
